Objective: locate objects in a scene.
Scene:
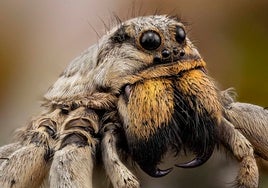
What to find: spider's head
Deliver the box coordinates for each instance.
[93,15,204,92]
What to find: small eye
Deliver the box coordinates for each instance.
[175,26,186,44]
[140,30,161,50]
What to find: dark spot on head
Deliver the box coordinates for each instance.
[111,26,130,43]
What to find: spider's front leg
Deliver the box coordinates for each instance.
[218,117,258,188]
[101,122,140,188]
[0,109,62,188]
[49,106,99,188]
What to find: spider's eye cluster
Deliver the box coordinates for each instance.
[175,26,186,44]
[139,26,186,51]
[139,30,161,50]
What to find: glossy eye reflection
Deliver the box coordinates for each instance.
[140,30,161,51]
[175,26,186,44]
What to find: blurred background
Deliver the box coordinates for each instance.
[0,0,267,187]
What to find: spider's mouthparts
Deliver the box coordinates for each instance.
[139,164,173,178]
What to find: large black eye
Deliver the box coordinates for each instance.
[140,30,161,50]
[175,26,186,44]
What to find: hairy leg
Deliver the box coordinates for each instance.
[49,106,98,188]
[219,118,258,188]
[101,123,140,188]
[50,145,94,188]
[0,138,50,188]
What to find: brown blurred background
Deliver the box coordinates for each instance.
[0,0,268,187]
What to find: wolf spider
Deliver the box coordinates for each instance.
[0,15,268,188]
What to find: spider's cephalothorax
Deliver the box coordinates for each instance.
[0,15,268,188]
